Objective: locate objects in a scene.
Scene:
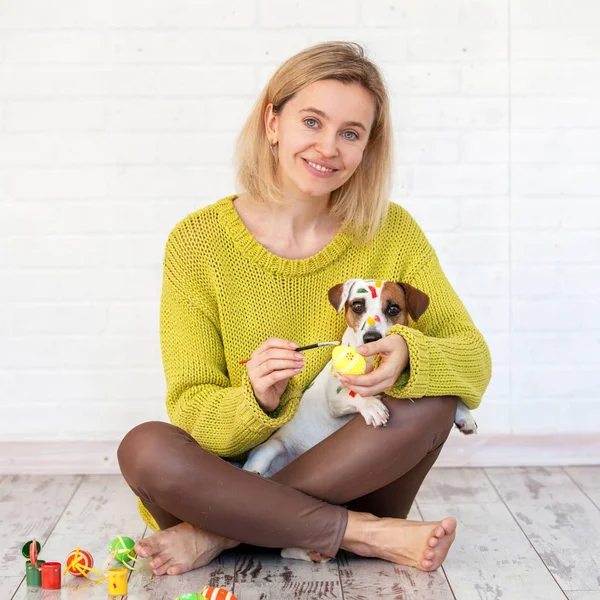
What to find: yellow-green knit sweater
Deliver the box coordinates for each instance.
[138,194,492,530]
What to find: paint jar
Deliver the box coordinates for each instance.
[107,567,128,596]
[41,561,61,589]
[25,560,45,587]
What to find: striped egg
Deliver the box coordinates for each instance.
[65,549,94,576]
[200,586,238,600]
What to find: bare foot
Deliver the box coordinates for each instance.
[344,513,457,571]
[134,522,239,576]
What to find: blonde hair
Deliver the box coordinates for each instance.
[235,41,394,244]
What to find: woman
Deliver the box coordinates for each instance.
[117,41,492,577]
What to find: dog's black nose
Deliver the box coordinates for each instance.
[362,331,382,344]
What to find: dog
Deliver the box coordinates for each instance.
[242,278,477,561]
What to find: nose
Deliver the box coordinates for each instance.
[362,331,382,344]
[315,132,339,158]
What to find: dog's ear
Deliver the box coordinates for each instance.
[396,282,430,322]
[328,279,359,314]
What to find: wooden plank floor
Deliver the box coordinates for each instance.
[1,468,599,599]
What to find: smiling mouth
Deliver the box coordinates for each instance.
[302,158,339,173]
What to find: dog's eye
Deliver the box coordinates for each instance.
[351,302,364,313]
[387,305,401,316]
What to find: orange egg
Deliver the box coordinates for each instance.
[200,586,238,600]
[65,549,94,576]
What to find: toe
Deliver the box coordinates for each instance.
[422,558,433,570]
[433,525,446,538]
[428,536,439,548]
[154,557,174,576]
[135,536,162,558]
[425,549,435,560]
[149,552,169,570]
[166,563,185,576]
[441,517,457,536]
[135,540,150,558]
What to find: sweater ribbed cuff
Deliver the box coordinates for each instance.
[375,325,430,398]
[238,368,304,436]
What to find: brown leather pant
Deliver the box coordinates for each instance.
[117,395,457,558]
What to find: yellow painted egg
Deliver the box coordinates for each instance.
[331,345,366,375]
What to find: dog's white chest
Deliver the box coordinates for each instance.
[278,363,352,456]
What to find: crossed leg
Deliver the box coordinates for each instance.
[117,395,458,575]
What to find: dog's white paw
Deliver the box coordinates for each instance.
[455,416,478,435]
[281,547,333,562]
[241,462,264,476]
[359,397,389,428]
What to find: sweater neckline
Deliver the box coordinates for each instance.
[214,194,352,277]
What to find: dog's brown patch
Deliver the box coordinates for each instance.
[344,296,364,331]
[392,281,430,322]
[327,282,345,313]
[380,282,410,326]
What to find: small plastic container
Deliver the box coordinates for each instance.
[41,561,61,589]
[107,567,128,596]
[25,560,45,587]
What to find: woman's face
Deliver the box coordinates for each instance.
[266,79,376,201]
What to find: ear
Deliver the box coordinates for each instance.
[328,279,360,314]
[264,102,277,139]
[396,282,430,322]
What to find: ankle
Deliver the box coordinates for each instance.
[206,529,240,551]
[340,511,380,557]
[222,538,240,550]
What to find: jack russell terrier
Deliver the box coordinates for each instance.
[242,278,477,560]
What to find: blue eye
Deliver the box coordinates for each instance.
[303,118,359,141]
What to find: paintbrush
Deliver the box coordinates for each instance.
[238,341,339,365]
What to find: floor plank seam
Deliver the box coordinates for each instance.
[232,548,240,598]
[415,499,458,599]
[335,553,345,600]
[129,525,148,583]
[562,467,600,513]
[482,468,570,599]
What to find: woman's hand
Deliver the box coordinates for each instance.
[338,335,409,397]
[246,337,305,412]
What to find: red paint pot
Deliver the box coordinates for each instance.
[41,562,61,589]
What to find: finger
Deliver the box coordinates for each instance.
[254,358,305,376]
[339,368,390,387]
[252,366,303,398]
[250,350,304,370]
[341,380,394,397]
[343,385,383,397]
[259,337,301,352]
[254,347,305,365]
[264,367,304,385]
[356,339,389,357]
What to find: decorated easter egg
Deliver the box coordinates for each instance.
[65,548,94,576]
[109,536,136,564]
[331,345,366,375]
[200,586,238,600]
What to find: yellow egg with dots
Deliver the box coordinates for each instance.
[331,345,366,376]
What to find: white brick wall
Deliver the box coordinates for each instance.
[1,0,599,442]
